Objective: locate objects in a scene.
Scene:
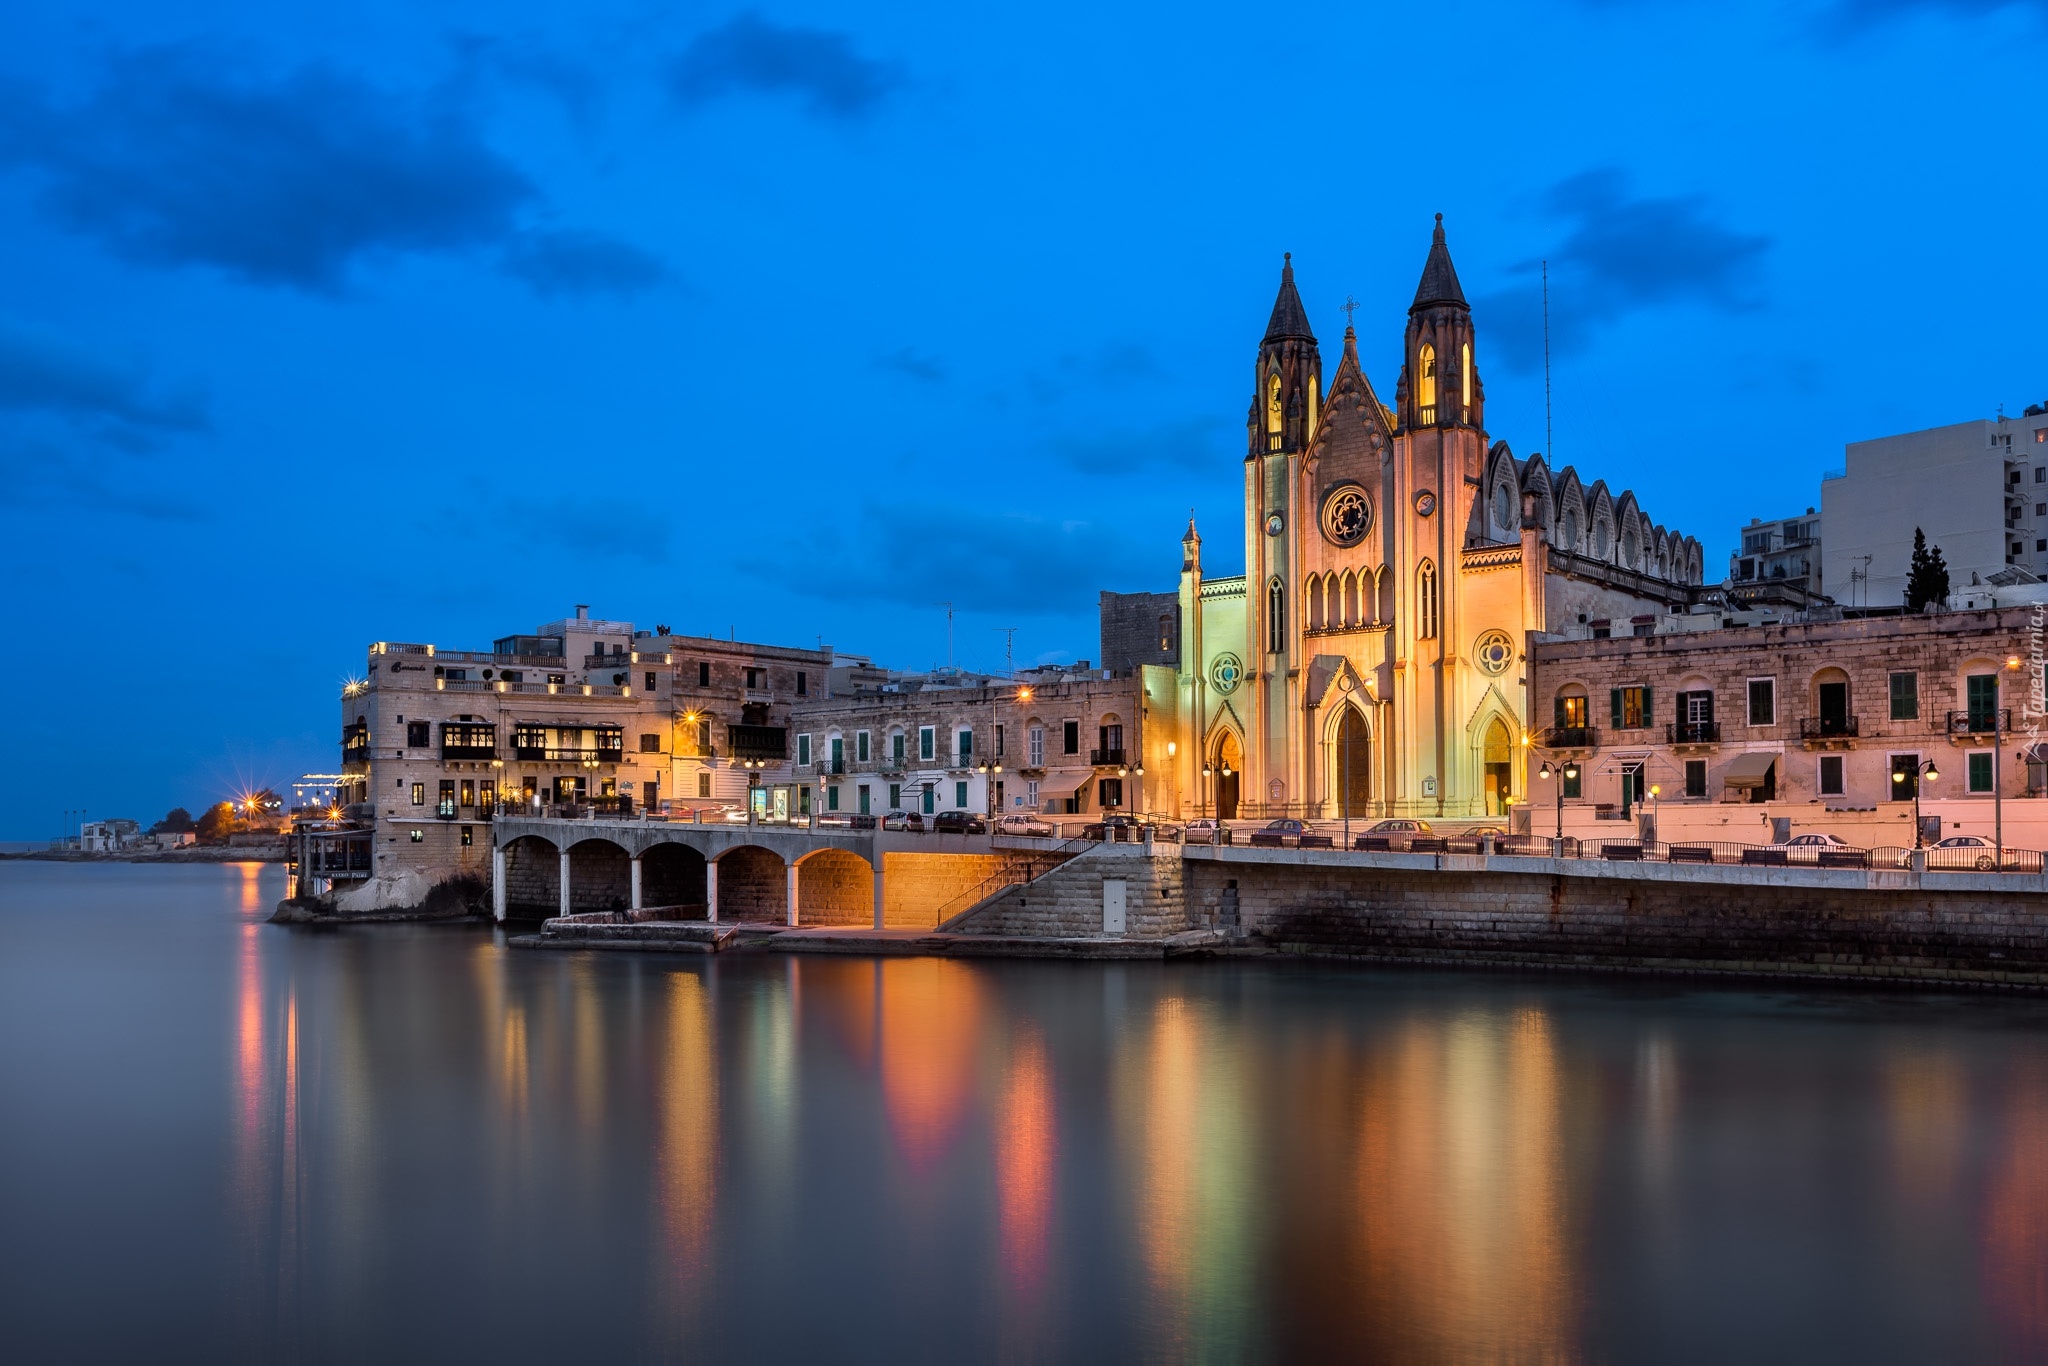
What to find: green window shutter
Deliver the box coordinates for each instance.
[1611,689,1623,729]
[1554,696,1567,728]
[1642,687,1653,728]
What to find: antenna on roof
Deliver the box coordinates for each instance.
[994,626,1017,677]
[939,601,954,668]
[1542,259,1554,461]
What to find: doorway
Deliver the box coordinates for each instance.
[1620,762,1644,818]
[1335,707,1372,817]
[1483,719,1513,816]
[1213,732,1242,820]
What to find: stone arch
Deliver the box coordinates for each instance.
[1325,702,1373,817]
[796,847,875,927]
[1206,725,1244,820]
[641,841,708,917]
[1304,573,1323,630]
[714,845,788,923]
[1341,570,1359,626]
[501,834,559,920]
[1479,714,1516,816]
[1376,564,1395,624]
[567,837,631,914]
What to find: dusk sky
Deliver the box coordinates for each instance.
[2,0,2044,836]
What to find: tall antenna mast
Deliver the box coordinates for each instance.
[939,602,955,668]
[994,626,1018,676]
[1542,259,1554,460]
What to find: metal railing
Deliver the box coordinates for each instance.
[1090,748,1127,766]
[1799,716,1859,740]
[1540,726,1597,749]
[513,747,626,763]
[1666,721,1721,744]
[1947,709,2012,735]
[1415,404,1436,427]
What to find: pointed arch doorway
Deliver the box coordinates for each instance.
[1335,707,1372,818]
[1212,732,1242,820]
[1483,718,1514,816]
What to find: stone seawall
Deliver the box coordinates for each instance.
[948,844,1192,938]
[1184,849,2048,988]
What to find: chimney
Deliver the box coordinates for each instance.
[575,604,590,621]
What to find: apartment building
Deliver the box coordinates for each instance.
[1823,406,2048,608]
[1528,606,2042,821]
[332,606,830,901]
[784,664,1170,821]
[1727,509,1823,609]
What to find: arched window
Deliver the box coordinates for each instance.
[1342,570,1359,627]
[1417,344,1437,413]
[1157,613,1174,652]
[1266,373,1283,436]
[1304,576,1323,631]
[1461,342,1472,412]
[1495,482,1515,533]
[1561,509,1578,551]
[1267,577,1286,655]
[1416,560,1438,640]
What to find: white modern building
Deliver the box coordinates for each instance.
[1823,407,2048,609]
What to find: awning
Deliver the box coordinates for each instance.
[1034,770,1090,800]
[1722,752,1778,789]
[2019,743,2048,765]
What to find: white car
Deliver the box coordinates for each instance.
[1785,833,1858,851]
[994,813,1054,837]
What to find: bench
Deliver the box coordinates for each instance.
[1410,837,1449,854]
[1249,832,1286,848]
[1355,836,1393,852]
[1602,845,1644,861]
[1740,848,1788,866]
[1669,845,1715,864]
[1818,849,1869,869]
[1297,834,1335,849]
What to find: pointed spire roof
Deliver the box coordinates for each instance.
[1263,252,1315,342]
[1410,213,1467,311]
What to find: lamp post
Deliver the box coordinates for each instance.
[742,758,767,826]
[1893,758,1940,848]
[1537,758,1580,845]
[1200,762,1212,822]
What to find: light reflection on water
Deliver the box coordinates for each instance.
[6,861,2048,1361]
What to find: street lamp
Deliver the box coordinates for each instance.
[741,757,768,825]
[1537,758,1580,845]
[1893,759,1940,848]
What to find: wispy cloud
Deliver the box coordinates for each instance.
[1820,0,2048,29]
[501,229,670,298]
[668,14,907,120]
[876,347,946,383]
[0,318,206,446]
[1474,169,1770,372]
[1048,416,1231,475]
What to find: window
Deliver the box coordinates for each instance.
[956,781,968,808]
[1969,751,1994,793]
[438,780,456,816]
[460,780,474,806]
[409,830,423,843]
[1555,694,1589,728]
[460,825,473,847]
[746,667,761,689]
[646,672,658,690]
[1159,614,1174,652]
[1267,577,1286,654]
[1590,619,1611,640]
[857,731,871,762]
[827,785,840,811]
[1266,372,1283,437]
[919,726,936,761]
[1967,673,2000,731]
[1416,560,1439,639]
[698,773,711,798]
[797,734,812,766]
[1029,726,1045,765]
[1495,482,1514,532]
[889,783,902,809]
[1889,672,1918,720]
[644,781,658,810]
[799,786,810,816]
[1685,759,1707,798]
[892,732,906,762]
[1610,685,1651,730]
[1890,754,1921,801]
[640,733,661,753]
[1462,341,1472,410]
[830,736,843,767]
[411,782,425,806]
[1748,678,1776,726]
[1063,720,1080,755]
[481,781,494,809]
[1099,722,1124,757]
[1819,755,1844,796]
[922,784,935,814]
[1562,766,1582,799]
[797,670,807,696]
[407,720,430,748]
[698,662,711,686]
[958,729,973,762]
[1099,778,1124,807]
[697,720,712,753]
[1417,343,1437,410]
[995,724,1005,757]
[858,785,870,814]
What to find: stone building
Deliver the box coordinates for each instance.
[1727,509,1825,610]
[1099,590,1181,674]
[1159,220,1709,821]
[1527,605,2042,825]
[784,664,1168,821]
[331,606,830,907]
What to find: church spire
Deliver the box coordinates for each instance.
[1264,252,1315,342]
[1410,213,1467,312]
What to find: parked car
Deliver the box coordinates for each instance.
[1184,818,1229,844]
[932,811,987,834]
[994,813,1055,838]
[1786,833,1858,850]
[1907,835,2018,871]
[881,810,924,832]
[1445,824,1507,852]
[1356,817,1436,851]
[1260,818,1310,836]
[1365,819,1434,836]
[1083,813,1150,842]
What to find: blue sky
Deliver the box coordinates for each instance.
[2,0,2044,836]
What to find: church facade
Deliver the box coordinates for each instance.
[1171,219,1709,821]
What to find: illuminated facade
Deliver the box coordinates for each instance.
[1172,220,1709,819]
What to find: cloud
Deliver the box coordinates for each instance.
[668,13,906,119]
[1474,169,1770,372]
[1820,0,2048,27]
[0,45,534,292]
[1049,416,1232,474]
[446,31,604,128]
[0,436,209,521]
[500,229,670,297]
[0,318,207,445]
[876,347,946,383]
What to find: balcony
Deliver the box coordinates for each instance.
[1090,748,1127,767]
[1799,716,1860,741]
[728,724,788,761]
[1541,726,1598,750]
[1666,721,1721,745]
[441,745,497,761]
[511,746,625,764]
[341,742,370,767]
[812,758,846,775]
[1415,404,1437,427]
[1947,709,2013,736]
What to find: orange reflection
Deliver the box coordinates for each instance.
[1983,1061,2048,1357]
[996,1025,1055,1299]
[236,861,264,912]
[800,958,878,1072]
[1887,1049,1966,1208]
[879,959,982,1172]
[659,972,719,1302]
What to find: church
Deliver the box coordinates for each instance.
[1168,218,1708,821]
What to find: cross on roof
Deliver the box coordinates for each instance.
[1341,295,1360,328]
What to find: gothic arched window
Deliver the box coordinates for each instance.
[1267,577,1286,655]
[1416,560,1439,640]
[1461,342,1473,412]
[1266,373,1283,435]
[1417,344,1437,413]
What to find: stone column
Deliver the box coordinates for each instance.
[872,860,886,931]
[558,849,571,920]
[630,854,642,913]
[492,846,506,922]
[786,860,800,927]
[706,859,719,923]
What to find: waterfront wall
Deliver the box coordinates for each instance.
[949,844,1192,938]
[1184,849,2048,987]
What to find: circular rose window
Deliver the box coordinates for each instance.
[1209,652,1243,695]
[1473,630,1515,676]
[1319,484,1372,547]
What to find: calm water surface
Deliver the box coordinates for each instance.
[5,862,2048,1362]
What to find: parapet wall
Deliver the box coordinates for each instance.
[1184,848,2048,987]
[949,844,1191,938]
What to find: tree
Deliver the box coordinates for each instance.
[1905,527,1950,613]
[151,807,195,834]
[195,801,238,845]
